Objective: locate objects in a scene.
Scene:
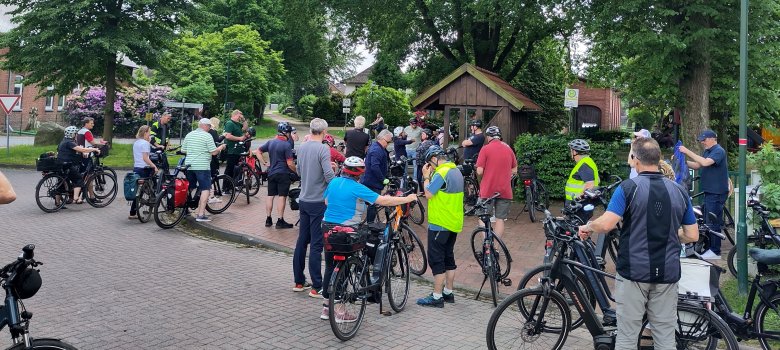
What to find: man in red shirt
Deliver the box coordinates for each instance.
[476,126,517,237]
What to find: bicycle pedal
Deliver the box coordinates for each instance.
[502,278,512,286]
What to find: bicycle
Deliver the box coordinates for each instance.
[459,156,480,211]
[325,189,412,341]
[0,244,78,349]
[486,208,740,350]
[467,192,513,307]
[388,156,425,226]
[34,157,117,213]
[232,138,262,205]
[725,184,780,277]
[512,150,549,223]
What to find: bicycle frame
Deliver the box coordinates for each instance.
[713,265,780,341]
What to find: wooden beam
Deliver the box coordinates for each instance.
[443,106,451,148]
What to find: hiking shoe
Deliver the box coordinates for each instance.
[195,215,211,222]
[308,289,323,299]
[293,282,312,292]
[416,294,444,308]
[334,309,357,323]
[442,292,455,303]
[700,250,721,260]
[603,314,617,327]
[320,306,329,320]
[265,216,273,227]
[276,218,294,229]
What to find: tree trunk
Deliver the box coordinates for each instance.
[252,99,265,123]
[679,58,711,151]
[102,59,117,143]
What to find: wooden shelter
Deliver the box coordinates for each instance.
[411,63,541,147]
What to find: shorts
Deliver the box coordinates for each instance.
[186,170,211,191]
[427,229,457,275]
[268,173,292,196]
[485,198,511,220]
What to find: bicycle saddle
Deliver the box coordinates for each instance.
[749,247,780,266]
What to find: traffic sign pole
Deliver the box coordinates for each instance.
[0,95,22,156]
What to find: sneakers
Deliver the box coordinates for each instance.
[276,218,294,229]
[700,250,721,260]
[265,216,273,227]
[195,215,211,222]
[308,289,323,298]
[293,282,312,292]
[416,294,444,308]
[207,197,223,204]
[320,306,329,320]
[442,292,455,303]
[333,308,358,323]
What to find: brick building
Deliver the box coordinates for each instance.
[570,78,623,132]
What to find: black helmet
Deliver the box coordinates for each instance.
[13,267,41,299]
[468,119,482,128]
[485,126,501,138]
[421,128,433,138]
[247,127,256,137]
[568,139,591,153]
[409,117,418,125]
[277,121,293,134]
[425,145,445,162]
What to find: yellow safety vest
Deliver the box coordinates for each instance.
[565,156,599,201]
[428,162,464,233]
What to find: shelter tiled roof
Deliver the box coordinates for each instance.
[342,64,375,85]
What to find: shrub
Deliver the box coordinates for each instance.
[749,142,780,218]
[576,130,630,143]
[352,81,410,127]
[514,133,626,200]
[297,94,317,120]
[312,94,345,125]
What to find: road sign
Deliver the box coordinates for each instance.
[342,107,351,114]
[0,95,21,114]
[342,98,351,107]
[564,89,579,108]
[145,112,154,121]
[164,102,204,109]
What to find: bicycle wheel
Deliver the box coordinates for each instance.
[487,256,500,307]
[516,264,596,329]
[329,256,367,341]
[637,302,740,350]
[7,338,78,350]
[245,166,260,196]
[470,228,512,280]
[535,180,550,211]
[35,173,68,213]
[386,243,410,312]
[153,192,185,229]
[754,292,780,349]
[207,174,235,214]
[85,171,117,208]
[486,288,571,350]
[409,197,425,225]
[526,186,537,222]
[399,223,427,276]
[464,177,479,211]
[137,180,155,223]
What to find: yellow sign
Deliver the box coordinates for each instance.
[145,112,153,121]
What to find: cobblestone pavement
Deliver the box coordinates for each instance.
[1,169,596,349]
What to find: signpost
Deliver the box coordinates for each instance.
[163,101,204,145]
[0,95,21,155]
[342,99,352,132]
[564,89,579,133]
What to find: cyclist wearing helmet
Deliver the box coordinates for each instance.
[565,138,600,204]
[361,129,393,223]
[319,157,417,319]
[417,145,464,307]
[57,125,101,204]
[322,134,345,164]
[476,126,517,236]
[257,120,297,228]
[461,119,484,161]
[415,128,436,190]
[222,110,248,192]
[392,126,413,161]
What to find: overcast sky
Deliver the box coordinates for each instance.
[0,6,14,32]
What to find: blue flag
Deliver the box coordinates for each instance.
[673,141,689,188]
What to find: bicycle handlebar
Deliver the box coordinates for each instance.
[465,192,501,216]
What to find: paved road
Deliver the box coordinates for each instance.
[0,169,593,349]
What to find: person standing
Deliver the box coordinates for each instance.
[565,139,599,205]
[292,118,335,298]
[257,122,297,229]
[181,119,226,222]
[404,118,423,181]
[129,125,158,219]
[393,127,413,161]
[415,129,436,189]
[76,117,107,148]
[344,116,370,158]
[461,120,485,161]
[222,110,248,192]
[475,126,517,237]
[578,137,698,349]
[679,129,729,260]
[361,129,393,223]
[628,129,651,179]
[369,112,385,139]
[150,112,172,149]
[416,146,464,307]
[208,117,223,178]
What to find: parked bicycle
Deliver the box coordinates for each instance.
[34,153,117,213]
[511,150,549,223]
[232,138,263,205]
[1,244,78,349]
[467,192,513,307]
[460,156,480,211]
[388,156,425,226]
[725,184,780,277]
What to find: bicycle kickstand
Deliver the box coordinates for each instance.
[379,293,392,316]
[475,275,488,300]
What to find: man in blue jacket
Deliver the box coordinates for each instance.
[361,129,393,222]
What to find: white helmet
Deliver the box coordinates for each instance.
[342,156,366,176]
[393,126,404,137]
[64,126,78,139]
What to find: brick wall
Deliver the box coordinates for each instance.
[0,71,67,131]
[571,81,622,131]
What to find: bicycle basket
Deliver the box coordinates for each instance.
[518,164,536,180]
[460,162,474,177]
[324,226,368,254]
[13,267,42,299]
[288,187,301,210]
[36,157,59,172]
[678,258,720,301]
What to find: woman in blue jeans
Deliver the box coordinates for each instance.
[129,125,158,219]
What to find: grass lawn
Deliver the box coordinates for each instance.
[328,129,345,139]
[720,274,780,348]
[0,143,186,169]
[252,118,282,139]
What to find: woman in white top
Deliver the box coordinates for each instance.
[129,125,158,219]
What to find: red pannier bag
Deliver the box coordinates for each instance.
[174,178,189,207]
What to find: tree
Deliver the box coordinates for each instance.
[0,0,195,142]
[369,51,406,90]
[353,81,411,127]
[157,25,286,123]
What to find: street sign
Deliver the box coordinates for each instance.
[342,98,351,107]
[164,102,204,109]
[0,95,21,114]
[564,89,579,108]
[342,107,351,114]
[145,112,154,121]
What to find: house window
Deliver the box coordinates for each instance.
[12,75,23,111]
[45,86,54,111]
[57,95,65,111]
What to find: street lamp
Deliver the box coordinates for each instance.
[224,47,245,118]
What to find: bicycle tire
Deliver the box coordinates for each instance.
[206,174,235,214]
[486,287,571,350]
[153,192,185,229]
[137,180,155,223]
[409,197,425,225]
[526,186,537,222]
[7,338,78,350]
[241,166,251,204]
[85,171,117,208]
[245,166,259,197]
[516,264,596,330]
[754,292,780,350]
[535,180,550,211]
[488,257,499,307]
[638,301,740,350]
[464,177,479,211]
[386,243,410,312]
[328,256,367,341]
[470,228,512,280]
[35,173,68,213]
[399,223,427,276]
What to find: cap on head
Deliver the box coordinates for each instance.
[696,129,717,141]
[633,129,651,138]
[199,118,211,126]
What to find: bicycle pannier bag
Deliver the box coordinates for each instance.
[678,258,720,301]
[288,187,301,210]
[174,178,189,207]
[123,172,141,201]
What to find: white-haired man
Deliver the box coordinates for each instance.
[344,115,370,158]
